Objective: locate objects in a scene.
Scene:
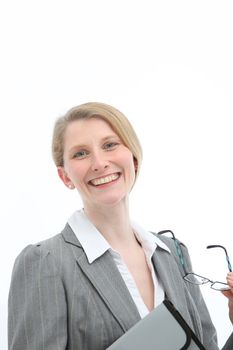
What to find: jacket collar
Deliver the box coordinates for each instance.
[67,209,170,264]
[61,223,201,338]
[61,223,141,332]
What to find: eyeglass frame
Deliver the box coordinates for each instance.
[158,230,232,291]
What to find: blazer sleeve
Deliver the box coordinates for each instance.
[179,242,233,350]
[8,244,67,350]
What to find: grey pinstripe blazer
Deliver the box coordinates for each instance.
[8,224,233,350]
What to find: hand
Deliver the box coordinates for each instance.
[222,272,233,324]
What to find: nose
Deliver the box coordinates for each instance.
[91,151,109,172]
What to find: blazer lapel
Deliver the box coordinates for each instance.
[62,224,141,332]
[152,246,194,326]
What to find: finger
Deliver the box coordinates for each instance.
[226,277,233,289]
[222,290,233,301]
[227,272,233,280]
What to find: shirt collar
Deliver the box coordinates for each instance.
[68,209,170,263]
[68,209,110,263]
[131,221,170,255]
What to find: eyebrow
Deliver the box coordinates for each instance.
[68,134,120,154]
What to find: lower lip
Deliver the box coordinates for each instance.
[90,174,121,189]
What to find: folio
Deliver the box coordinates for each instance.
[107,299,206,350]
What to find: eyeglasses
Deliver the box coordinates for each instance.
[158,230,232,291]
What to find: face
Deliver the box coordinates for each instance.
[58,118,136,209]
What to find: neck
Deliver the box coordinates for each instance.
[83,198,136,249]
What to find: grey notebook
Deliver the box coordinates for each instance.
[107,299,206,350]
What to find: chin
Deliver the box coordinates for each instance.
[95,194,127,207]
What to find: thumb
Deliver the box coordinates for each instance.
[222,290,233,299]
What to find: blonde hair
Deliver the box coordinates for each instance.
[52,102,142,178]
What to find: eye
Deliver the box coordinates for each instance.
[103,142,119,150]
[73,150,89,159]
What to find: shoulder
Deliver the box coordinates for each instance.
[11,231,68,278]
[150,231,192,269]
[11,223,82,278]
[16,233,63,260]
[153,231,195,275]
[151,231,188,251]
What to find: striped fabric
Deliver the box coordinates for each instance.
[8,224,233,350]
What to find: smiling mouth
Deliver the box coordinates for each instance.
[89,173,121,186]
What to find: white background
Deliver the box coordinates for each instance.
[1,1,233,348]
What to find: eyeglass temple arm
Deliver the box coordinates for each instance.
[158,230,188,274]
[207,245,232,272]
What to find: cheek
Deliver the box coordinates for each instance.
[65,163,86,184]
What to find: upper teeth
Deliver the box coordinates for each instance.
[91,173,119,186]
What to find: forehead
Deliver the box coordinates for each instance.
[64,118,119,146]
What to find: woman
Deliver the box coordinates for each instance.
[8,102,233,349]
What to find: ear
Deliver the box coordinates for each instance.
[57,167,75,189]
